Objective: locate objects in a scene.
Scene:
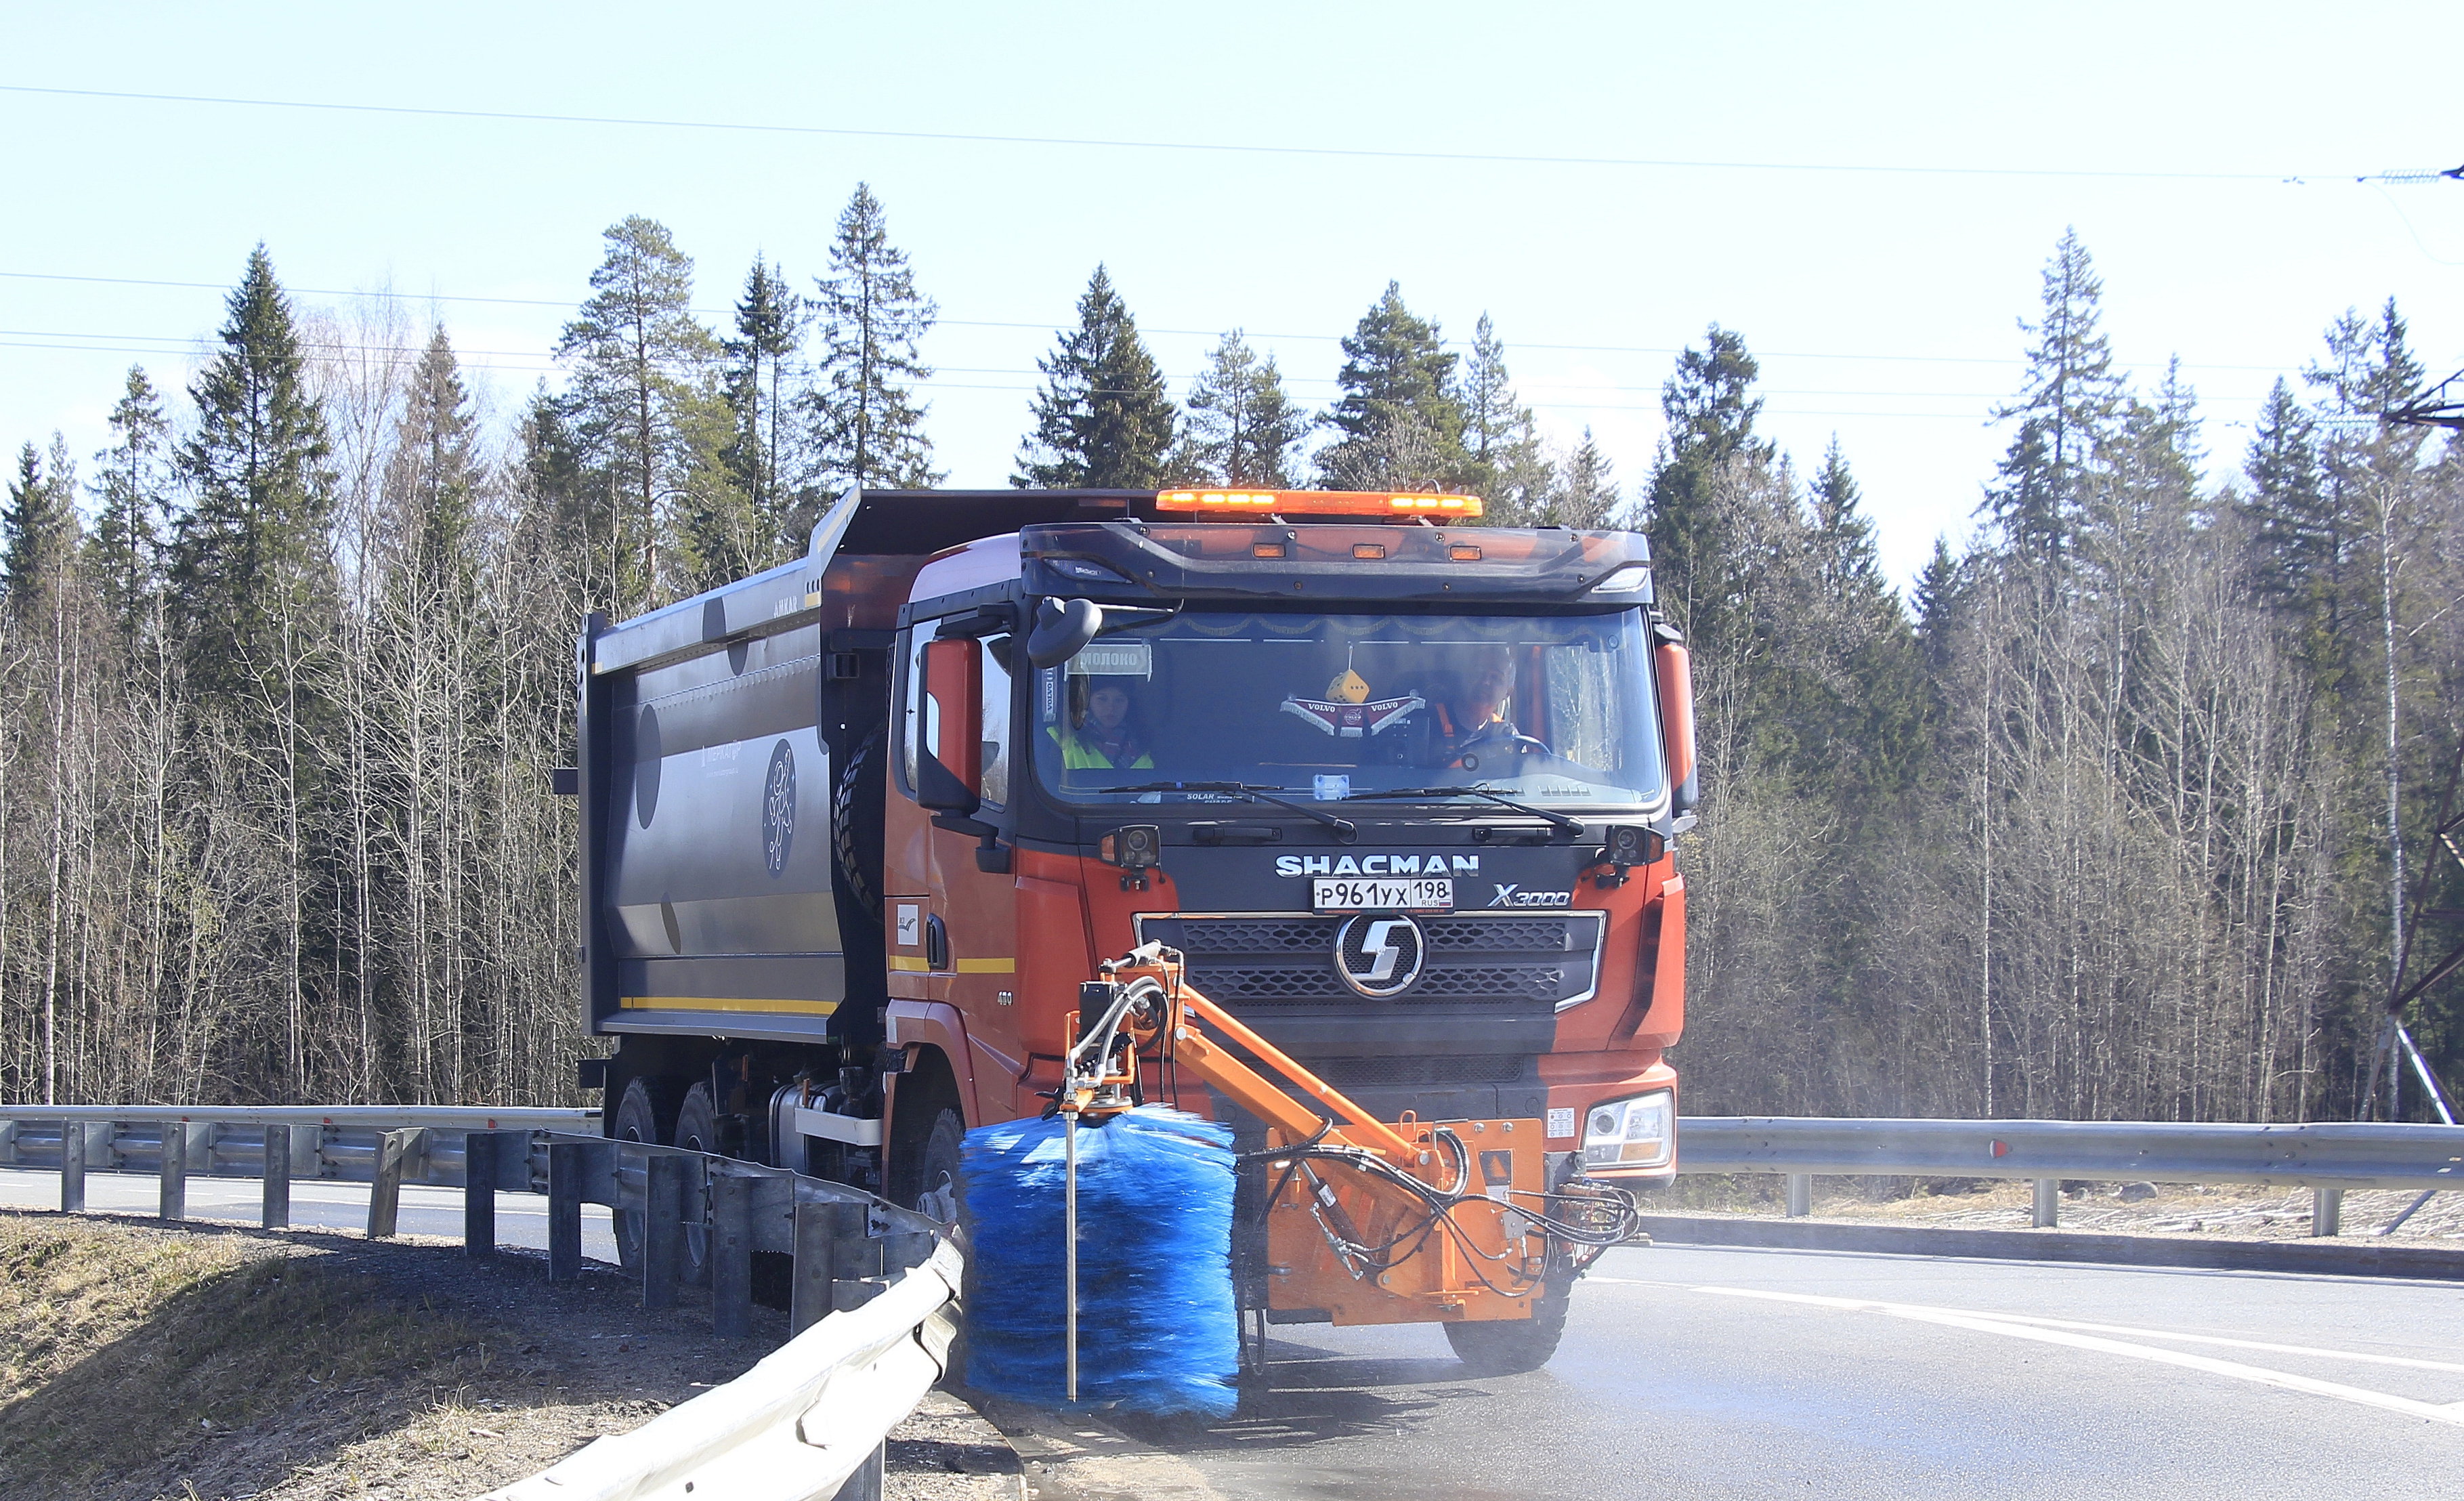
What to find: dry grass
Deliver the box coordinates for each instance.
[0,1215,480,1498]
[0,1209,1019,1501]
[0,1211,778,1501]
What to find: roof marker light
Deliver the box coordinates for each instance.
[1157,489,1484,518]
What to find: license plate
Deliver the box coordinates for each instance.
[1312,877,1453,913]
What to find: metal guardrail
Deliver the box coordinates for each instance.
[483,1241,964,1501]
[1678,1115,2464,1231]
[0,1105,596,1237]
[0,1105,956,1501]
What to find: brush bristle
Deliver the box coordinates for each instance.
[959,1105,1237,1417]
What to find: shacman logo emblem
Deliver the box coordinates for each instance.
[1334,914,1426,999]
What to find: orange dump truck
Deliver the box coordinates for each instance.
[572,487,1696,1369]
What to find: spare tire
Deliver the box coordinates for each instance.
[833,725,887,923]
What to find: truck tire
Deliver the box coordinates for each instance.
[613,1076,683,1275]
[912,1107,964,1227]
[833,726,887,923]
[673,1082,720,1286]
[1443,1282,1571,1375]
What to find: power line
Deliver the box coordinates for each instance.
[0,82,2382,184]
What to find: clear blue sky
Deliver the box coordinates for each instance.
[3,1,2458,587]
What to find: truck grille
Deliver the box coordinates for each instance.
[1137,912,1605,1010]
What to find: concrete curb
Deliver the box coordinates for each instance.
[965,1393,1227,1501]
[1634,1212,2464,1280]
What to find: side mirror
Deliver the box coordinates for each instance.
[916,637,983,812]
[1026,598,1103,669]
[1654,639,1698,816]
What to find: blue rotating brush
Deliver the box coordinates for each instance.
[959,1105,1238,1417]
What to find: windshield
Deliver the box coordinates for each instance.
[1027,609,1665,809]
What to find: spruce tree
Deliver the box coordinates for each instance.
[1316,282,1466,489]
[1548,429,1620,528]
[1912,536,1961,673]
[1984,228,2123,560]
[555,215,719,607]
[809,185,940,498]
[722,257,806,544]
[2242,376,2333,614]
[1644,324,1772,633]
[1172,329,1305,486]
[3,439,81,618]
[89,365,172,639]
[383,328,481,588]
[1808,436,1885,599]
[1486,412,1559,527]
[1015,266,1175,488]
[172,244,335,700]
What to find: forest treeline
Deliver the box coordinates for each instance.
[1,184,2458,1120]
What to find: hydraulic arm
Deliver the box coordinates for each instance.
[1055,942,1639,1380]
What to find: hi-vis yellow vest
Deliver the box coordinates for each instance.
[1048,725,1155,770]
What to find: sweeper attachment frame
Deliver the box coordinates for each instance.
[1042,942,1641,1396]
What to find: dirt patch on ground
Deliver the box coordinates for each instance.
[0,1210,1020,1500]
[1653,1174,2464,1241]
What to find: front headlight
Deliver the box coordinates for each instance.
[1581,1090,1673,1169]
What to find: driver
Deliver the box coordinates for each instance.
[1050,676,1155,770]
[1428,654,1518,769]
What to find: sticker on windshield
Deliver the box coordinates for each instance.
[1314,774,1351,801]
[1066,640,1151,678]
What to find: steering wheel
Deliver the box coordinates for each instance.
[1456,732,1553,771]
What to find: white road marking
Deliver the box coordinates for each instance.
[1692,1285,2464,1426]
[1588,1275,2464,1375]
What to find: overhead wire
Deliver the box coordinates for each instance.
[0,83,2382,184]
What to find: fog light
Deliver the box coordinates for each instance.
[1099,824,1162,869]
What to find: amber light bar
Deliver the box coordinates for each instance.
[1156,488,1485,519]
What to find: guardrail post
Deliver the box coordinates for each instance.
[2312,1187,2343,1237]
[368,1128,414,1239]
[711,1171,755,1338]
[0,1118,18,1165]
[1785,1172,1811,1217]
[159,1120,187,1221]
[832,1440,887,1501]
[463,1130,497,1256]
[548,1141,585,1282]
[263,1125,291,1229]
[643,1151,687,1311]
[2033,1179,2060,1229]
[60,1120,85,1212]
[791,1198,840,1334]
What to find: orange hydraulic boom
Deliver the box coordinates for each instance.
[1054,943,1637,1387]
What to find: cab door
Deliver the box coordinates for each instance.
[886,622,1023,1110]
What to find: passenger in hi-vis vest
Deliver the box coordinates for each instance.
[1049,676,1155,770]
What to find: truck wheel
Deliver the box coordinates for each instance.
[913,1107,964,1227]
[673,1082,720,1286]
[1443,1282,1571,1376]
[833,726,886,922]
[613,1076,683,1275]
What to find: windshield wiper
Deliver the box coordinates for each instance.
[1104,781,1359,841]
[1342,784,1585,836]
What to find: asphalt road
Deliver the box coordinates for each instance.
[0,1165,622,1263]
[1101,1244,2464,1500]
